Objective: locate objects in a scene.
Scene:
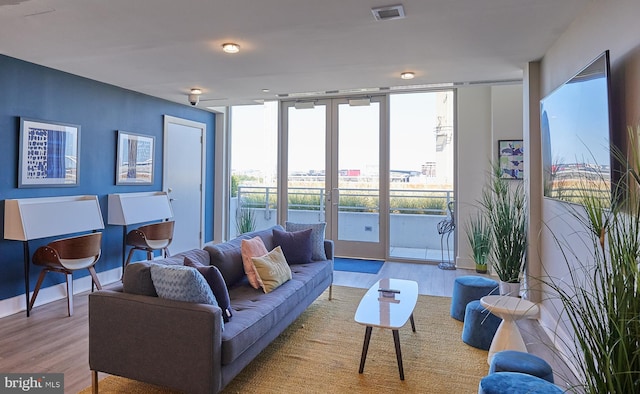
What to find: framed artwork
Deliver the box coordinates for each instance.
[116,131,155,185]
[19,118,80,188]
[498,139,524,180]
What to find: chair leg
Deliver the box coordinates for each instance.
[66,273,74,317]
[29,269,48,312]
[88,266,102,291]
[91,370,98,394]
[147,250,153,261]
[164,247,171,258]
[125,248,136,267]
[329,284,333,300]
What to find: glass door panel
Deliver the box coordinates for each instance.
[388,91,455,262]
[285,103,327,225]
[330,98,385,259]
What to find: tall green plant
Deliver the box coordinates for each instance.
[236,206,256,235]
[480,162,527,283]
[465,212,492,271]
[542,126,640,393]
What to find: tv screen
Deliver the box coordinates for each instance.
[540,50,613,204]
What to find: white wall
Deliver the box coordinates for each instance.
[530,0,640,373]
[455,84,523,269]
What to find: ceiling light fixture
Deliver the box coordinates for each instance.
[222,43,240,54]
[400,71,415,80]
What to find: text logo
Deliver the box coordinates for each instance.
[0,374,63,394]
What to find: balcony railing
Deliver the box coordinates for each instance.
[233,186,455,256]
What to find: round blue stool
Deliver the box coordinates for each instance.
[489,350,555,383]
[461,300,502,350]
[450,276,499,321]
[479,372,563,394]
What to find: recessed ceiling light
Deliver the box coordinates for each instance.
[222,43,240,54]
[400,72,415,80]
[190,88,202,95]
[262,88,270,93]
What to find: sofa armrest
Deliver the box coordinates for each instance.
[89,289,223,394]
[324,239,334,261]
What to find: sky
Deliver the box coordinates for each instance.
[231,92,443,175]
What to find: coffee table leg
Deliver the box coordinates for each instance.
[410,313,416,332]
[359,326,372,374]
[392,329,404,380]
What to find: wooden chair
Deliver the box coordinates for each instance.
[125,220,174,266]
[30,232,103,316]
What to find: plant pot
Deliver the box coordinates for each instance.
[475,264,487,274]
[499,281,521,297]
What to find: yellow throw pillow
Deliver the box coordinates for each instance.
[251,246,292,293]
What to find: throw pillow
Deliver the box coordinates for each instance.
[285,222,327,261]
[184,256,233,322]
[149,264,219,306]
[251,246,292,293]
[240,236,268,289]
[273,228,313,264]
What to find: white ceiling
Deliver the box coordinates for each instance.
[0,0,590,108]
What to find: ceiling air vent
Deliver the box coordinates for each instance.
[371,4,406,21]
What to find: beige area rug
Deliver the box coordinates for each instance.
[80,286,488,393]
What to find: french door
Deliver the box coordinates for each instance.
[281,97,387,260]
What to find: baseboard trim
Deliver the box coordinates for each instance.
[0,267,122,319]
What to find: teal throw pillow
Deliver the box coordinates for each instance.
[150,264,219,306]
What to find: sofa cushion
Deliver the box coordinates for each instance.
[219,259,332,365]
[251,246,292,293]
[273,228,313,264]
[184,256,234,322]
[150,264,219,306]
[240,237,268,289]
[285,222,327,261]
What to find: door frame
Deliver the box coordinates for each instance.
[279,96,388,260]
[162,115,206,249]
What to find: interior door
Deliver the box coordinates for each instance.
[281,97,386,260]
[163,115,206,253]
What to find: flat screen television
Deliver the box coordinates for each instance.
[540,50,613,204]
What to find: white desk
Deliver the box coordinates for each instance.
[355,278,418,380]
[480,295,539,364]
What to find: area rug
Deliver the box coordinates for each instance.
[334,257,384,274]
[81,286,488,394]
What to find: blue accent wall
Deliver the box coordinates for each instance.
[0,55,216,300]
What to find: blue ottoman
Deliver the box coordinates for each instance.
[478,372,564,394]
[489,350,555,383]
[461,300,501,350]
[450,276,499,321]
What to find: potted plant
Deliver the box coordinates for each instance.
[480,162,527,295]
[236,205,256,235]
[540,127,640,393]
[465,212,492,273]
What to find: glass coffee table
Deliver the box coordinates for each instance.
[354,278,418,380]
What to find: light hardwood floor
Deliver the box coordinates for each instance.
[0,262,575,393]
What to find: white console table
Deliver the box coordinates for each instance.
[4,195,105,316]
[107,192,173,267]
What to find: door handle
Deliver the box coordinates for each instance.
[332,188,339,206]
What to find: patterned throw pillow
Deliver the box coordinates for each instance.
[241,236,268,289]
[285,222,327,261]
[184,256,233,322]
[251,246,292,293]
[273,228,313,264]
[150,264,218,306]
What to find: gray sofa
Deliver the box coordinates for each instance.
[89,225,333,393]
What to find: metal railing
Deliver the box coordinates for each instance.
[236,185,454,215]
